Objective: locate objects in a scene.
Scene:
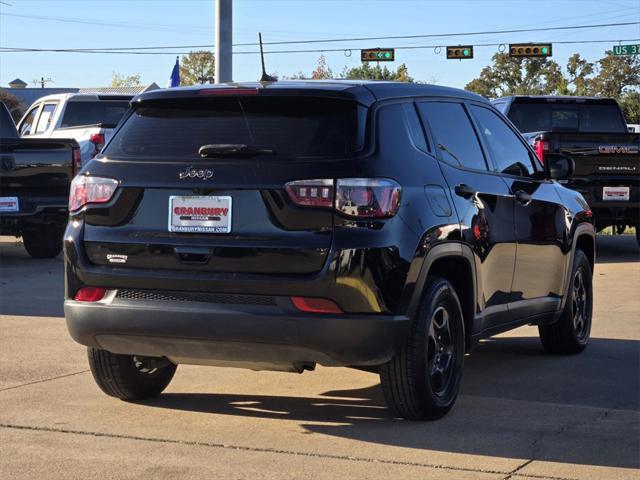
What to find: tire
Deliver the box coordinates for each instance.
[22,225,64,259]
[87,348,177,400]
[636,227,639,248]
[538,249,592,354]
[379,277,465,420]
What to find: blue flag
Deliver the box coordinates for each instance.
[168,57,180,88]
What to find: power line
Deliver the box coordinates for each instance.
[1,20,637,53]
[1,38,637,56]
[233,21,640,46]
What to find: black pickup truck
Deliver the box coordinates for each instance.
[494,96,640,245]
[0,102,79,258]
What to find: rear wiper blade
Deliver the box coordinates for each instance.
[198,144,275,157]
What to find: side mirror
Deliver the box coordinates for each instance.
[545,153,574,180]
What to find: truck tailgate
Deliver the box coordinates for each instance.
[552,132,639,177]
[1,139,77,201]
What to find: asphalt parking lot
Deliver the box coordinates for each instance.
[0,235,638,480]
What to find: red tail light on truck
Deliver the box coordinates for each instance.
[533,139,549,163]
[89,133,106,158]
[72,145,82,175]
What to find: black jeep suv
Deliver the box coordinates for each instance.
[64,81,595,420]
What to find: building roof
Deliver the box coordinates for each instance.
[78,83,160,95]
[9,78,27,87]
[0,83,160,110]
[0,87,80,109]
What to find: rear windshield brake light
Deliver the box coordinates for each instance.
[197,88,259,96]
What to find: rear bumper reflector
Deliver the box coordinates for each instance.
[291,296,343,314]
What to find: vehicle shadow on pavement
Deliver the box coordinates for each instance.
[144,336,639,470]
[595,234,639,264]
[0,241,64,317]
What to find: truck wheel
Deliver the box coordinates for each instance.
[379,277,465,420]
[22,225,63,259]
[538,250,592,354]
[87,348,177,400]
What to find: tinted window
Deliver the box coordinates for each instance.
[507,102,626,133]
[104,97,364,158]
[61,101,130,128]
[417,102,487,170]
[470,105,537,177]
[402,103,429,152]
[35,103,57,133]
[0,104,18,139]
[19,106,39,136]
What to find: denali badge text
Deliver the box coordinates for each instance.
[179,166,214,180]
[598,145,639,155]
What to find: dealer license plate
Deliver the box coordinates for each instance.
[602,186,630,201]
[169,195,232,233]
[0,197,19,213]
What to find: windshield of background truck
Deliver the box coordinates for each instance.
[508,102,627,133]
[61,101,130,128]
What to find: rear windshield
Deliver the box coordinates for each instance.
[507,102,627,133]
[103,96,364,158]
[61,101,130,128]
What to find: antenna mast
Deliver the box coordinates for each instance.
[259,33,277,82]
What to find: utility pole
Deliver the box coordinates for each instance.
[32,77,53,88]
[215,0,232,83]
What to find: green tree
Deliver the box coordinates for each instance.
[565,53,594,96]
[311,54,333,79]
[111,72,142,88]
[465,52,563,98]
[180,51,215,85]
[340,62,414,82]
[619,91,640,124]
[589,51,640,97]
[284,55,333,80]
[0,90,24,123]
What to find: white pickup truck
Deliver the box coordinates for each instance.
[17,93,132,166]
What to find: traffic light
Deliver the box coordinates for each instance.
[360,48,395,62]
[447,45,474,59]
[509,43,552,58]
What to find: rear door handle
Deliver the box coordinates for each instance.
[454,184,476,199]
[514,190,532,205]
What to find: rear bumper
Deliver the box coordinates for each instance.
[64,292,410,371]
[0,205,67,235]
[568,179,639,227]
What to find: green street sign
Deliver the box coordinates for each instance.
[613,44,639,56]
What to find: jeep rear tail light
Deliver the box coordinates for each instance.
[72,145,82,175]
[336,178,401,218]
[284,178,402,218]
[291,296,343,314]
[89,133,105,158]
[69,176,119,212]
[74,287,106,302]
[284,179,334,208]
[533,139,549,164]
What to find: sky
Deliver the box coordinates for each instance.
[1,0,639,89]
